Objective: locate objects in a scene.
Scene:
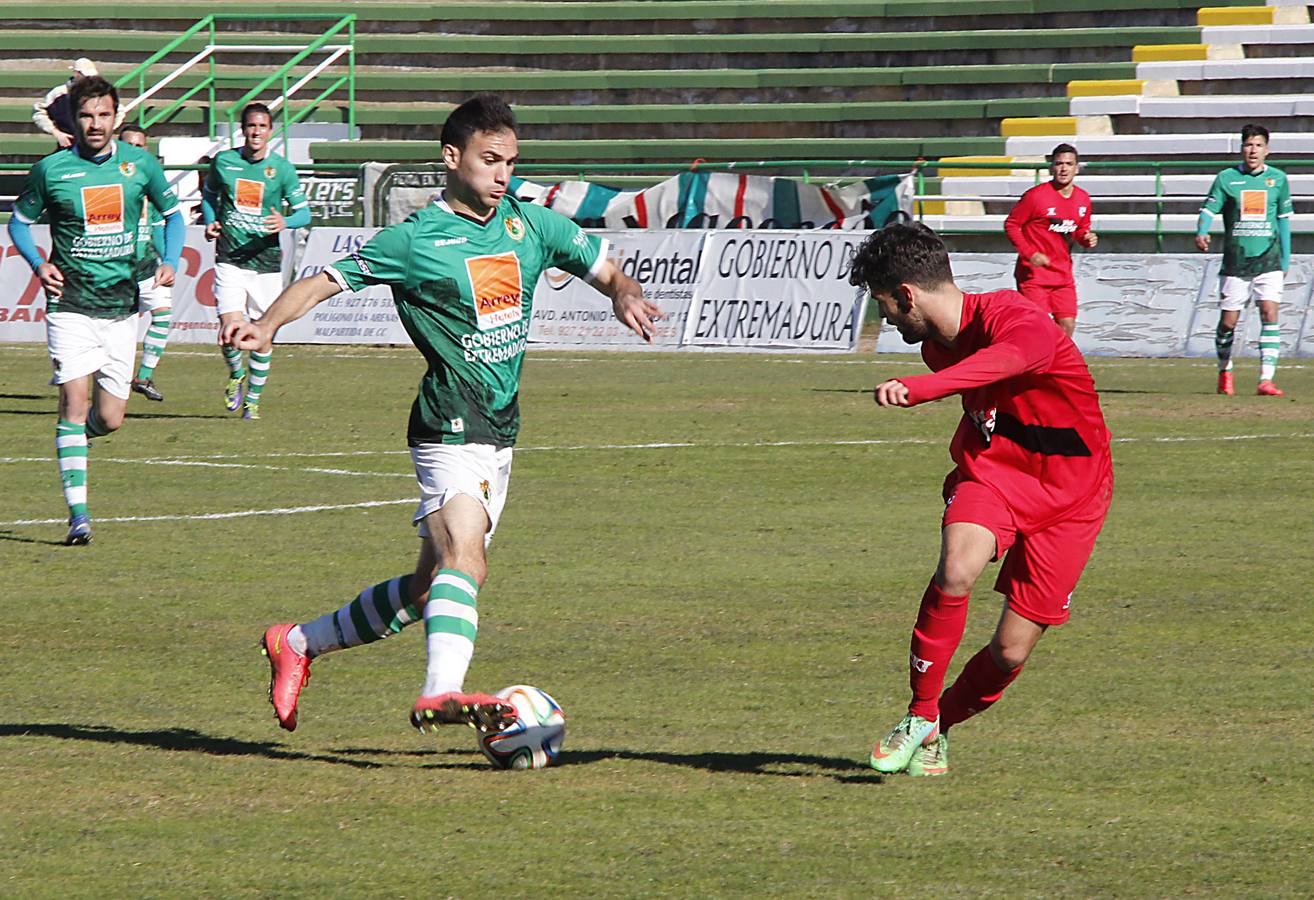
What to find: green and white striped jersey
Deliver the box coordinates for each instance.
[204,148,307,273]
[13,141,179,317]
[328,195,608,448]
[1201,164,1293,278]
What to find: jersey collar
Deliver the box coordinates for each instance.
[433,194,501,227]
[73,139,117,165]
[1238,163,1268,176]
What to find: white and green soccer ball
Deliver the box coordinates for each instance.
[478,685,566,770]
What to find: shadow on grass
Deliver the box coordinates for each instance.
[0,409,229,420]
[0,530,65,546]
[0,722,384,769]
[1,724,883,782]
[0,392,45,401]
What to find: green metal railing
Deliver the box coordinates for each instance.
[111,14,355,144]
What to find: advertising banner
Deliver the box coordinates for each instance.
[684,231,867,351]
[277,228,410,344]
[529,230,705,350]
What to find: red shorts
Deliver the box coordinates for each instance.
[942,473,1112,626]
[1018,281,1078,320]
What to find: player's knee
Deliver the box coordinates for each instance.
[99,407,126,432]
[989,636,1031,672]
[935,558,982,596]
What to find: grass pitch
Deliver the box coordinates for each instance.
[1,343,1311,897]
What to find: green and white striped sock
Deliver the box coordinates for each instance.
[222,345,246,379]
[136,308,171,381]
[1215,324,1235,373]
[55,419,88,519]
[1259,322,1281,382]
[422,569,480,696]
[245,350,272,406]
[298,574,419,659]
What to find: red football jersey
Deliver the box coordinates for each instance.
[899,290,1112,531]
[1004,182,1093,288]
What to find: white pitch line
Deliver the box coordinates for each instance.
[2,498,417,527]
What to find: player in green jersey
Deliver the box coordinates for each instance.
[119,124,171,402]
[203,102,310,420]
[7,77,183,545]
[225,94,659,734]
[1196,124,1293,397]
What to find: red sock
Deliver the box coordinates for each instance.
[907,579,970,721]
[939,645,1023,730]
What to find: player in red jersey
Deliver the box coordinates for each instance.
[850,224,1113,777]
[1004,143,1097,338]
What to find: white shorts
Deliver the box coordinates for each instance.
[45,310,138,399]
[137,276,173,312]
[1219,271,1284,311]
[214,262,284,320]
[410,442,514,548]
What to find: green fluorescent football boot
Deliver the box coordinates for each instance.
[224,373,247,412]
[907,733,949,777]
[869,713,939,773]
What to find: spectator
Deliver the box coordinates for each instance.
[33,58,124,150]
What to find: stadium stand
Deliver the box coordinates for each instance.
[0,0,1309,241]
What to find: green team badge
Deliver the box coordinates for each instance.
[119,161,134,178]
[504,216,525,241]
[264,166,276,180]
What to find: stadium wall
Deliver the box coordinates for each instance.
[1,226,1311,357]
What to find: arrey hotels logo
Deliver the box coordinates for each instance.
[235,178,265,213]
[80,184,124,235]
[465,252,523,331]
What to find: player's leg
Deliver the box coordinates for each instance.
[1215,277,1245,395]
[411,444,517,733]
[240,271,284,419]
[870,480,1012,774]
[1050,285,1078,340]
[1255,274,1284,395]
[214,264,250,410]
[132,278,172,401]
[939,469,1112,743]
[55,377,93,544]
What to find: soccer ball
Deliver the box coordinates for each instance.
[478,684,566,770]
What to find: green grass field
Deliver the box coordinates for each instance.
[2,342,1311,897]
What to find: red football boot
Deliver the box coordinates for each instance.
[260,623,311,732]
[1217,371,1234,395]
[411,691,517,734]
[1257,380,1285,397]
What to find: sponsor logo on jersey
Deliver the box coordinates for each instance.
[119,161,135,178]
[1046,207,1057,216]
[1241,190,1268,221]
[235,178,265,213]
[451,417,464,433]
[80,183,125,235]
[465,251,524,331]
[60,171,86,180]
[504,216,525,241]
[264,166,277,180]
[434,237,468,248]
[1049,219,1078,235]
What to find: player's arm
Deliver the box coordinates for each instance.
[891,316,1058,407]
[223,272,341,350]
[590,260,661,343]
[201,160,222,240]
[1278,175,1294,272]
[1076,192,1097,249]
[144,158,184,288]
[265,167,311,233]
[1004,191,1047,267]
[1196,173,1226,252]
[7,169,63,296]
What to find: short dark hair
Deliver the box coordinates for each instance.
[1241,123,1269,143]
[847,223,954,295]
[241,102,272,126]
[118,123,147,140]
[1050,143,1079,161]
[441,93,517,150]
[68,75,118,115]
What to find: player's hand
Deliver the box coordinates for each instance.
[153,263,176,289]
[1081,232,1098,249]
[612,291,663,343]
[221,319,270,351]
[54,131,74,149]
[204,221,222,242]
[1195,234,1210,252]
[37,262,64,298]
[263,211,287,234]
[1029,252,1051,268]
[874,379,911,407]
